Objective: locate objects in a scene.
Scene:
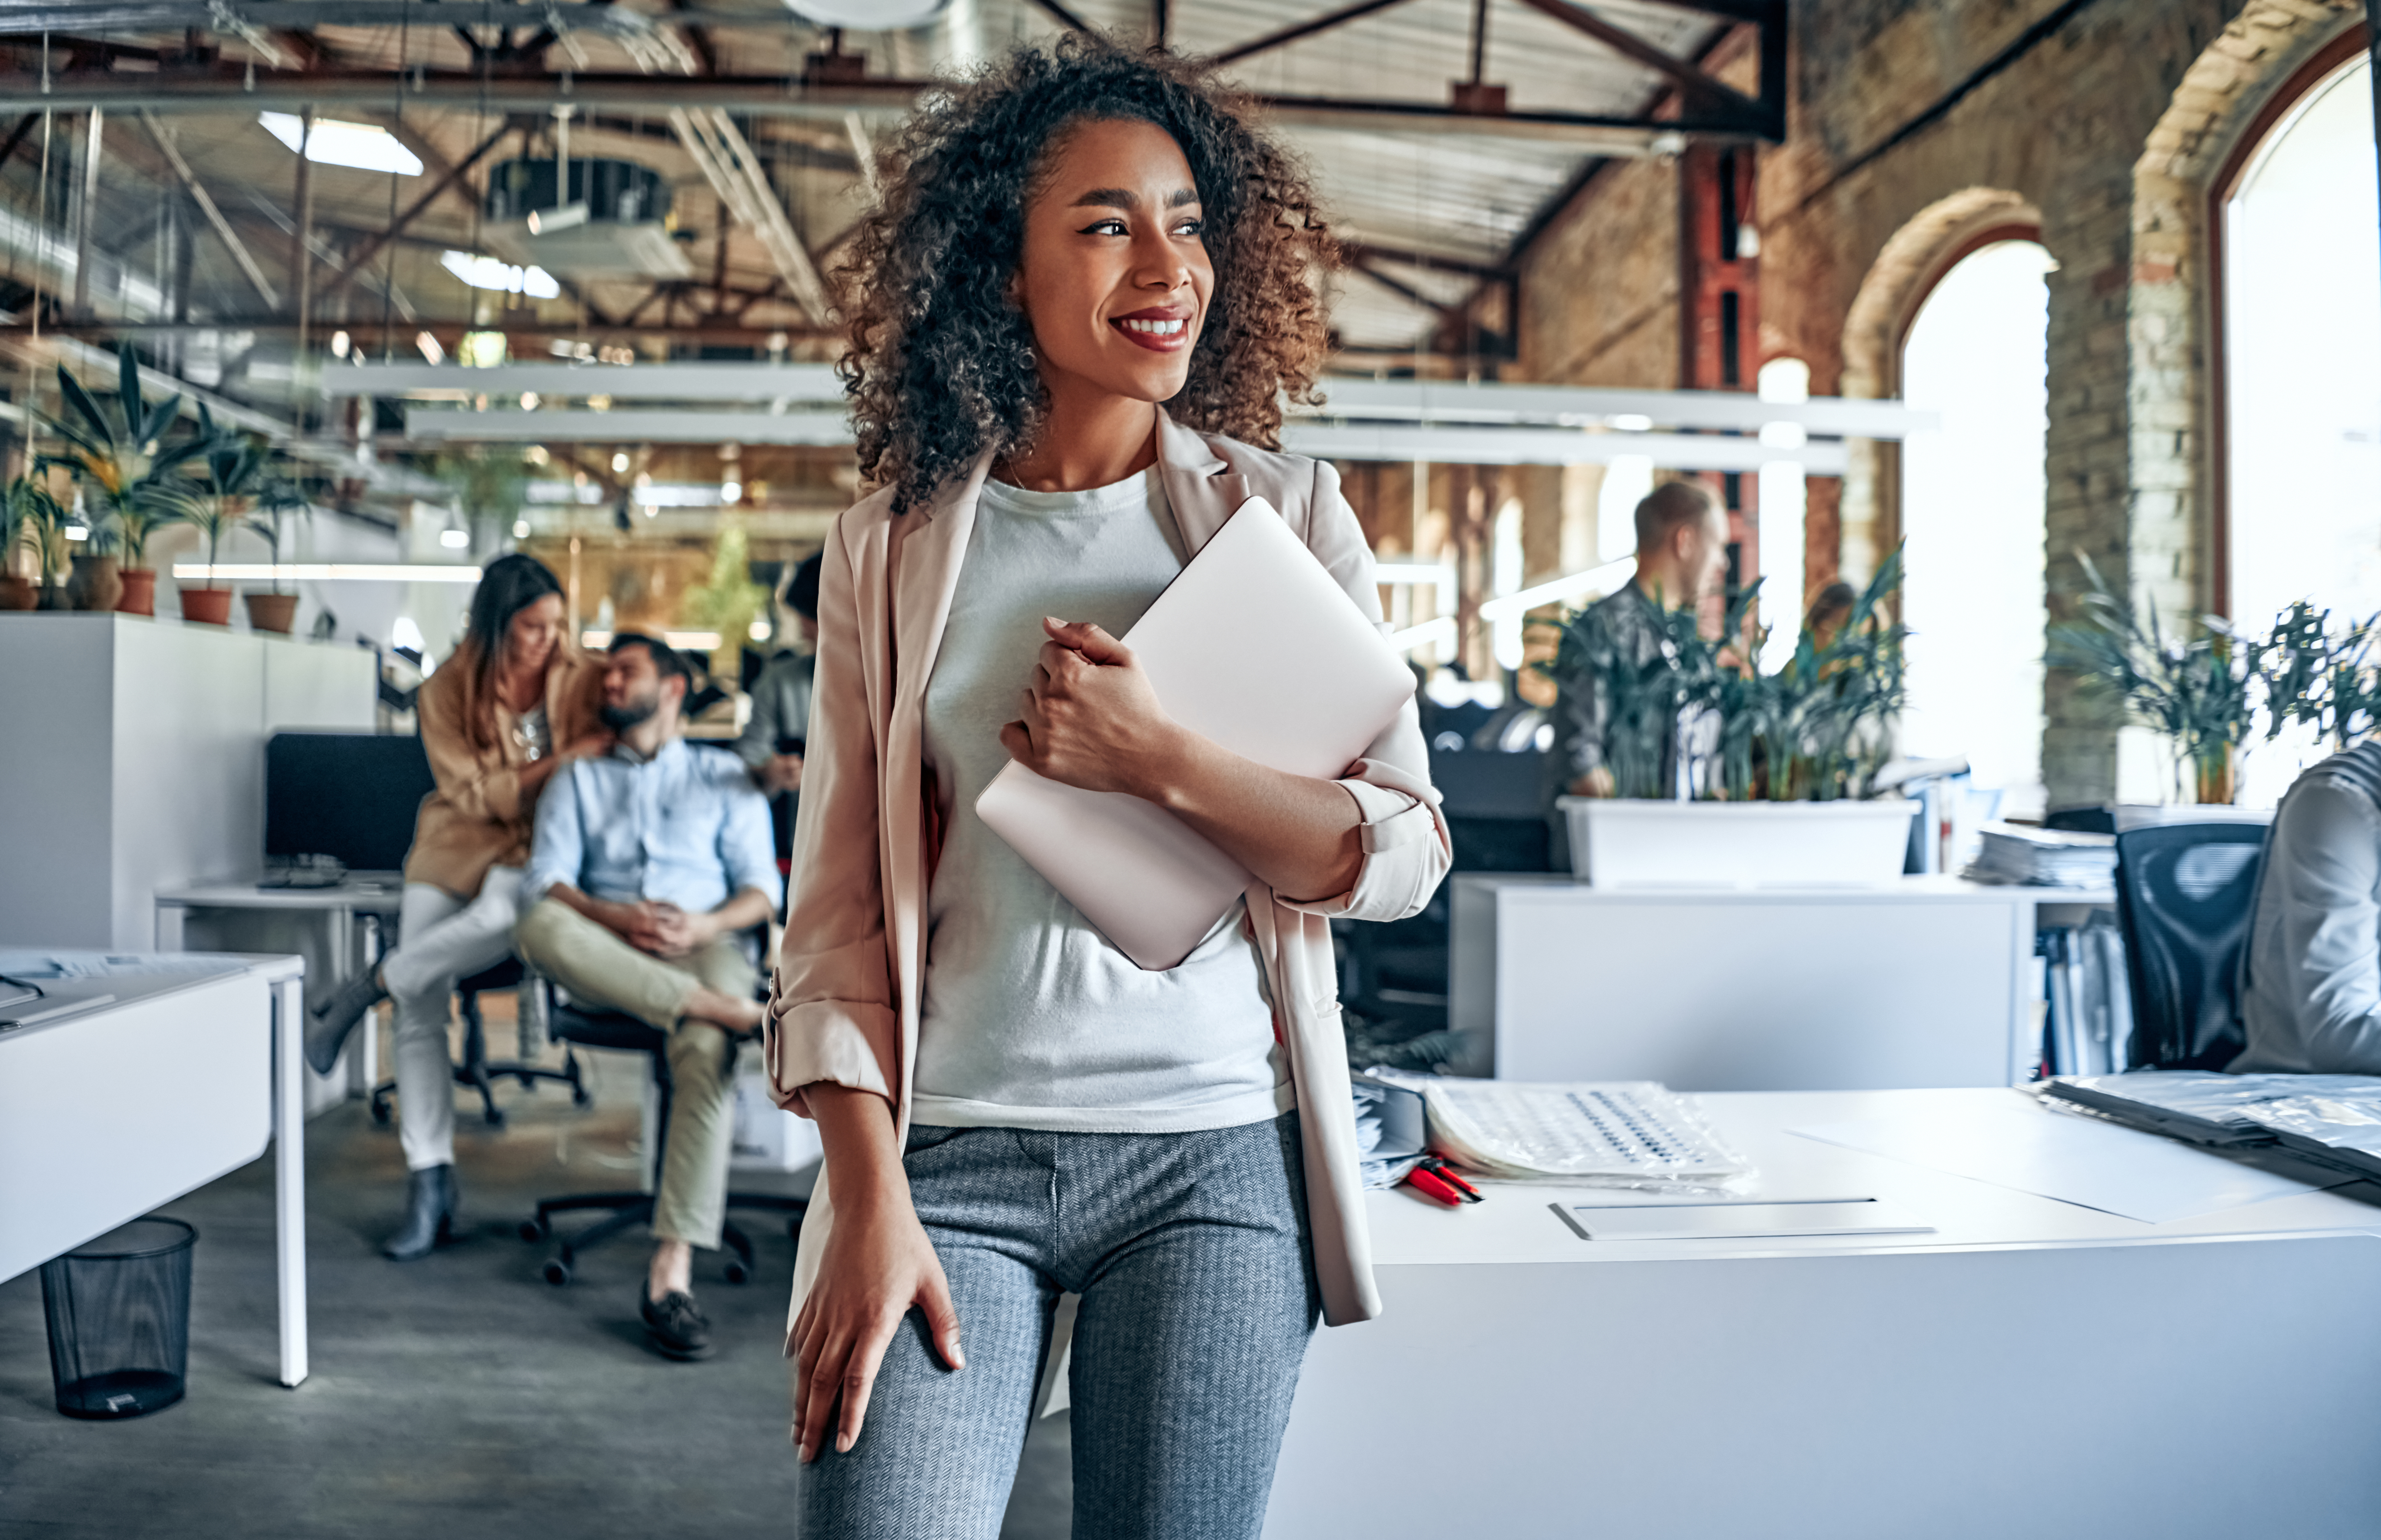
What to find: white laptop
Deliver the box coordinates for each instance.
[975,496,1417,971]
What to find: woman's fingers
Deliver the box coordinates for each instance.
[833,1312,902,1455]
[920,1265,966,1371]
[800,1331,853,1463]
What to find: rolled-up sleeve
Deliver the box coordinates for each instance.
[1273,458,1453,925]
[524,767,583,902]
[762,510,897,1114]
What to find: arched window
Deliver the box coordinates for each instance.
[1897,237,2055,815]
[2220,43,2381,806]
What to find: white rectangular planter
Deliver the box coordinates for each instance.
[1556,796,1918,888]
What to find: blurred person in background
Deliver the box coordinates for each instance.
[304,553,612,1259]
[734,551,823,862]
[512,633,779,1360]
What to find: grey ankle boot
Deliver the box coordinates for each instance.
[305,967,388,1076]
[383,1164,458,1261]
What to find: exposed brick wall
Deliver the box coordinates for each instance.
[1502,0,2360,806]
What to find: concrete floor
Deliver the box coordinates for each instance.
[0,1013,1072,1538]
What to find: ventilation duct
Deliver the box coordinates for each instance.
[481,157,692,279]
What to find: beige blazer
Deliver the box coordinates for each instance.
[402,646,607,900]
[762,410,1453,1328]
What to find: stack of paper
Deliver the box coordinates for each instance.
[1965,822,2118,888]
[2045,1070,2381,1184]
[1364,1069,1751,1191]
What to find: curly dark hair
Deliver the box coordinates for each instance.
[838,35,1341,512]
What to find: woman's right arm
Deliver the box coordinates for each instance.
[791,1085,962,1463]
[760,506,947,1456]
[418,670,604,817]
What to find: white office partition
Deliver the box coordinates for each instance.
[0,614,375,948]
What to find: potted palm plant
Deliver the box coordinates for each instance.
[0,476,41,610]
[1540,551,1916,886]
[35,344,206,617]
[149,408,304,628]
[241,496,309,634]
[2050,555,2260,804]
[9,475,75,609]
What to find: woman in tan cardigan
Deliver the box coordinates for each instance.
[771,40,1450,1537]
[307,553,609,1258]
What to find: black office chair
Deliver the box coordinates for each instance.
[370,959,590,1129]
[2113,821,2273,1070]
[520,985,806,1287]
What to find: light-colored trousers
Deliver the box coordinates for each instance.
[512,897,754,1250]
[384,866,525,1172]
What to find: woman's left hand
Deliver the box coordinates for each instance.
[999,617,1182,798]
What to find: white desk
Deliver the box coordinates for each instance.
[156,878,403,1098]
[0,950,310,1388]
[1268,1087,2381,1539]
[1451,874,2117,1089]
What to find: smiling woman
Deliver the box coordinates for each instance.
[776,33,1452,1540]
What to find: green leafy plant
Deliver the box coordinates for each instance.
[6,475,73,594]
[1534,548,1908,802]
[145,407,307,585]
[680,523,770,671]
[2049,553,2262,804]
[2257,600,2381,752]
[433,446,530,534]
[34,343,206,570]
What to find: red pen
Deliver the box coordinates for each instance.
[1419,1158,1483,1203]
[1404,1166,1466,1207]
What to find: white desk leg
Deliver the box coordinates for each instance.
[155,903,185,952]
[359,913,381,1092]
[273,973,310,1388]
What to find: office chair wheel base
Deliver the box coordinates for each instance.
[570,1087,593,1109]
[722,1258,750,1286]
[481,1107,507,1129]
[519,1218,548,1243]
[370,1102,391,1127]
[542,1258,572,1286]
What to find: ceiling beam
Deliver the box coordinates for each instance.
[317,121,513,304]
[138,110,282,308]
[0,66,1782,140]
[1208,0,1417,67]
[1507,0,1769,126]
[1024,0,1093,31]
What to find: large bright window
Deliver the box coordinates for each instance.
[1898,238,2054,815]
[2225,52,2381,806]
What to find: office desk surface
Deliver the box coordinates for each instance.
[0,950,310,1387]
[155,879,406,913]
[1363,1086,2381,1265]
[1274,1087,2381,1540]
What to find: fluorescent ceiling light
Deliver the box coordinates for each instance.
[440,250,560,300]
[172,563,487,583]
[258,112,423,176]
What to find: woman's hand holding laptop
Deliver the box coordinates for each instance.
[999,616,1180,799]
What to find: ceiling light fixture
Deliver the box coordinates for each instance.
[440,250,560,300]
[258,112,423,176]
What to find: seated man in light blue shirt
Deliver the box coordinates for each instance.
[514,632,783,1361]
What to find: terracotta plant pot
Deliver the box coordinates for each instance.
[0,574,33,611]
[244,591,300,634]
[180,586,235,626]
[68,554,122,613]
[116,567,157,616]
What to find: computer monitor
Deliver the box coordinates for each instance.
[264,731,435,875]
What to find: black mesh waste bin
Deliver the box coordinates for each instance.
[40,1217,197,1419]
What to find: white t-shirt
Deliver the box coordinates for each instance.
[910,469,1289,1133]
